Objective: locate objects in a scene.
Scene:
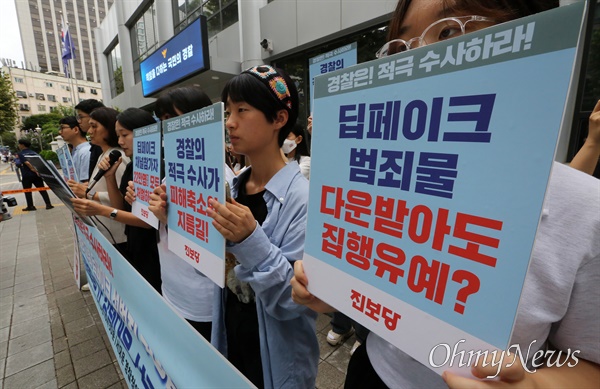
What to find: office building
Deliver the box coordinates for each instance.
[3,66,103,137]
[15,0,114,82]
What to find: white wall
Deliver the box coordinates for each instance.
[259,0,396,58]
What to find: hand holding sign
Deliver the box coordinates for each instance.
[208,198,256,244]
[148,183,168,224]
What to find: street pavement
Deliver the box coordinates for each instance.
[0,162,355,389]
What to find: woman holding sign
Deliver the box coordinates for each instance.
[68,107,129,255]
[71,108,162,292]
[207,65,318,388]
[291,0,600,388]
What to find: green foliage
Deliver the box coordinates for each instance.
[0,131,17,152]
[0,71,18,134]
[20,112,62,133]
[20,112,62,148]
[39,150,59,164]
[114,66,124,96]
[52,104,76,117]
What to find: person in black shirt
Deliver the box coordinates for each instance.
[15,139,54,211]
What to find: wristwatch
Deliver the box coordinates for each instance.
[109,209,118,220]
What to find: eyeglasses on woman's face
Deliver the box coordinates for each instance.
[376,15,495,58]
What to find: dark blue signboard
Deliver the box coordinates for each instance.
[140,16,210,97]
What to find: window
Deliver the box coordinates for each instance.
[21,116,29,122]
[35,93,45,100]
[38,104,46,112]
[107,42,124,98]
[45,82,53,87]
[50,106,58,112]
[14,77,24,83]
[61,85,71,91]
[131,2,159,83]
[90,88,98,95]
[173,0,238,38]
[62,97,71,103]
[274,22,388,125]
[16,90,27,98]
[47,94,57,102]
[78,86,85,93]
[19,104,30,111]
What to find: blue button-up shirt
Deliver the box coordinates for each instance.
[211,161,319,388]
[71,141,91,182]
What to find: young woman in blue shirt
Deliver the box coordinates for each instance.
[208,65,319,388]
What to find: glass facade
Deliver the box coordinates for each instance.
[273,23,389,129]
[107,42,124,98]
[173,0,238,38]
[131,2,160,84]
[570,1,600,177]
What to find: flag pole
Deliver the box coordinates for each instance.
[61,15,79,112]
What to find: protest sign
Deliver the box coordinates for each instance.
[309,42,357,110]
[73,219,252,388]
[56,144,78,182]
[303,2,586,374]
[132,123,161,229]
[163,103,227,287]
[55,144,85,287]
[24,154,95,226]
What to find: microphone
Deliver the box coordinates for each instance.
[85,150,122,195]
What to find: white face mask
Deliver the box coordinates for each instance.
[282,138,297,154]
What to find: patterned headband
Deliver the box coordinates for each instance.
[242,65,293,110]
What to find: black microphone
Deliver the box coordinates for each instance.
[85,150,122,195]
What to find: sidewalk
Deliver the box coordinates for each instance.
[1,188,127,388]
[0,165,355,388]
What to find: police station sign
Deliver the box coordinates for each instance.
[140,16,210,97]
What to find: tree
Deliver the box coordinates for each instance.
[20,112,62,151]
[0,71,18,135]
[0,131,17,152]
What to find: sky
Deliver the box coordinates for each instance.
[0,0,25,64]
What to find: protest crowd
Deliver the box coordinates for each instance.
[12,0,599,388]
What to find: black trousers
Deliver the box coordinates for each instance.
[344,337,389,389]
[225,289,264,388]
[22,175,51,208]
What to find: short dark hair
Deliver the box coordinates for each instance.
[74,99,105,115]
[221,67,299,147]
[18,138,31,147]
[116,108,156,132]
[89,107,119,147]
[154,86,212,119]
[59,116,86,138]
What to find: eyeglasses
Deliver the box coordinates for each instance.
[376,15,495,58]
[76,114,89,121]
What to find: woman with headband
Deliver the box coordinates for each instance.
[208,65,318,388]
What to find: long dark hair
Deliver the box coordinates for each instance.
[89,107,119,147]
[221,67,299,147]
[387,0,558,41]
[116,108,156,131]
